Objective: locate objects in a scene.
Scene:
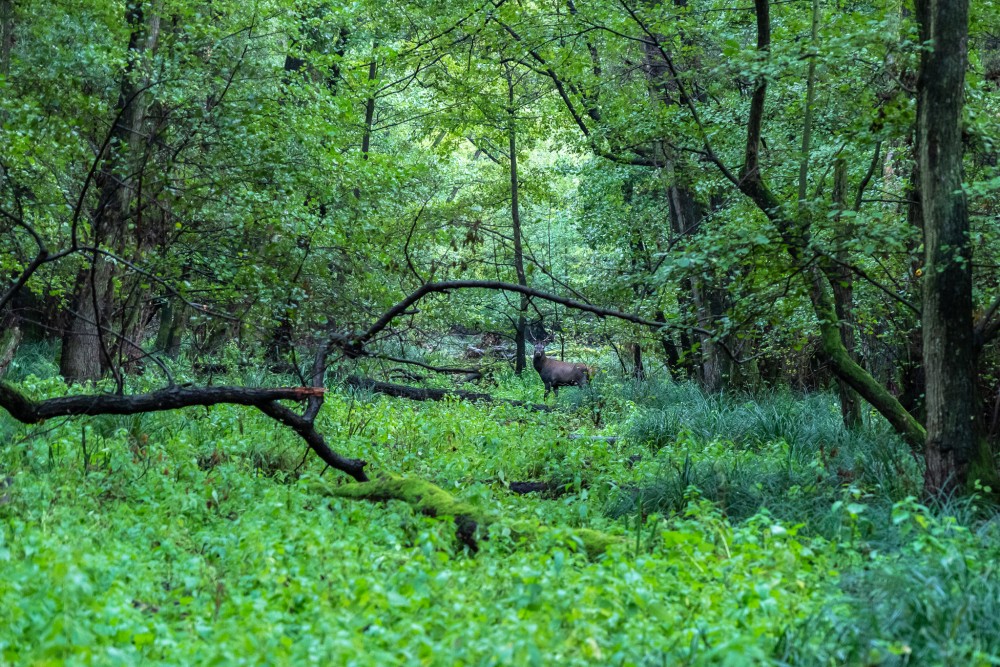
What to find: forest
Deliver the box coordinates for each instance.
[1,0,999,663]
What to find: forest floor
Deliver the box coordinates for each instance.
[2,348,1000,665]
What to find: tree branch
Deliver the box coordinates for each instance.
[353,280,708,348]
[0,383,369,481]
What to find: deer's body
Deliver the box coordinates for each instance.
[532,342,593,398]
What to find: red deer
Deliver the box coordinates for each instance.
[532,341,594,398]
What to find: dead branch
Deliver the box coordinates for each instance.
[346,376,550,412]
[0,383,369,481]
[356,280,705,348]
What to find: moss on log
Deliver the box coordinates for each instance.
[316,474,620,558]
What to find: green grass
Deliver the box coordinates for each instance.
[1,361,999,665]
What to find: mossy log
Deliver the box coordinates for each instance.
[328,475,483,551]
[316,474,620,558]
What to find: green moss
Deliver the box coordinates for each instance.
[324,474,484,522]
[506,521,622,559]
[318,474,621,558]
[570,528,621,558]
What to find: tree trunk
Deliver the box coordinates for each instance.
[898,159,927,422]
[60,5,158,384]
[155,299,185,359]
[738,0,925,448]
[507,65,529,375]
[915,0,980,494]
[830,159,863,428]
[60,263,109,383]
[0,310,21,376]
[0,0,13,78]
[631,342,645,380]
[352,46,378,201]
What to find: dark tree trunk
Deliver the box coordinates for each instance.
[896,153,927,421]
[830,159,863,428]
[631,342,645,380]
[0,0,12,78]
[668,184,723,389]
[60,265,109,383]
[61,5,158,384]
[155,299,185,359]
[656,312,682,378]
[507,66,529,375]
[916,0,981,494]
[360,56,377,159]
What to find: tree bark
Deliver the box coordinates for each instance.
[830,159,863,429]
[0,0,13,78]
[60,5,158,384]
[915,0,980,494]
[0,381,368,482]
[0,313,20,376]
[154,298,185,359]
[507,65,529,374]
[631,342,645,380]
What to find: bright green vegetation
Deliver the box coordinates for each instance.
[1,1,999,664]
[3,365,999,665]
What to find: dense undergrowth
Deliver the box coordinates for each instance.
[2,346,1000,665]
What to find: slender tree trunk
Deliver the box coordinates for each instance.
[829,159,863,428]
[155,298,185,359]
[915,0,980,494]
[669,184,724,390]
[631,342,645,380]
[796,0,862,426]
[361,55,377,159]
[0,310,21,376]
[506,66,529,374]
[351,45,377,201]
[898,159,926,422]
[655,311,682,378]
[0,0,13,78]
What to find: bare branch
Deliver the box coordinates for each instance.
[354,280,707,348]
[854,142,882,212]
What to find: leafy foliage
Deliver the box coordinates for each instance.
[2,366,999,664]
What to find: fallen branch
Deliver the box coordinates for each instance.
[508,480,575,496]
[375,353,480,376]
[0,382,369,482]
[0,384,321,422]
[346,376,551,412]
[327,474,482,551]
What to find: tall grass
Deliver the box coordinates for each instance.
[782,520,1000,665]
[2,340,60,382]
[608,379,923,540]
